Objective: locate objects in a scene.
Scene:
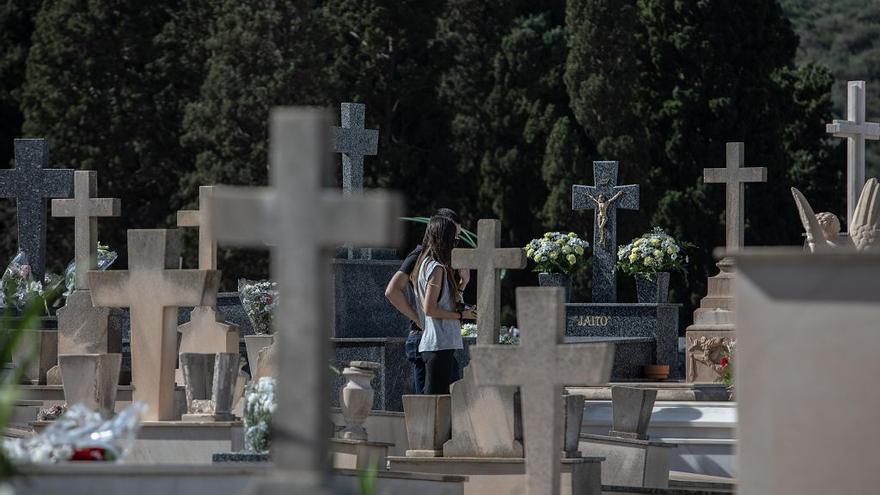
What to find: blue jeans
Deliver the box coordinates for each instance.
[405,330,426,394]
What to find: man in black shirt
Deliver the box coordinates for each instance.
[385,208,468,394]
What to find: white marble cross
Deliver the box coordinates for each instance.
[51,170,120,290]
[452,219,525,344]
[177,185,217,270]
[470,287,615,495]
[704,142,767,250]
[210,107,401,492]
[826,81,880,223]
[88,230,220,421]
[332,102,379,195]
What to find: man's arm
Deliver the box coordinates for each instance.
[385,271,422,329]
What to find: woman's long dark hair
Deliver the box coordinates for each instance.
[412,215,459,303]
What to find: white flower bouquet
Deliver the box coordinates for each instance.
[616,227,688,276]
[244,377,276,453]
[525,232,590,274]
[459,323,520,345]
[238,279,278,335]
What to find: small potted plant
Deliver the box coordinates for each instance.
[616,228,688,303]
[238,279,278,373]
[525,232,590,303]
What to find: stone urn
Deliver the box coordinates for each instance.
[634,272,670,303]
[538,273,572,303]
[59,353,122,416]
[244,334,274,375]
[340,361,379,441]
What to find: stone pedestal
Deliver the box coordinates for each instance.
[579,434,676,489]
[403,395,451,457]
[178,306,240,358]
[180,352,238,421]
[563,393,585,458]
[442,365,523,458]
[48,289,123,386]
[609,386,657,440]
[735,251,880,495]
[59,353,121,415]
[685,258,736,383]
[330,438,393,470]
[13,329,58,385]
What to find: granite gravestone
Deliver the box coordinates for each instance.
[176,186,240,357]
[88,230,220,421]
[210,107,401,493]
[332,102,379,261]
[826,81,880,223]
[443,219,526,457]
[49,170,121,386]
[0,139,74,281]
[470,287,615,495]
[572,161,639,303]
[565,303,680,379]
[685,142,766,382]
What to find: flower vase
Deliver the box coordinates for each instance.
[538,273,572,303]
[634,272,670,303]
[244,334,274,376]
[340,361,379,441]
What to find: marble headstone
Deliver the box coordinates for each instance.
[572,161,639,303]
[88,229,220,421]
[470,287,615,495]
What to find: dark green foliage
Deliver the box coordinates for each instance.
[0,0,848,326]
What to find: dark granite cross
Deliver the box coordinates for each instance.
[210,107,401,492]
[470,287,614,495]
[452,219,525,345]
[572,161,639,303]
[52,170,120,290]
[332,102,379,195]
[704,142,767,251]
[0,139,74,281]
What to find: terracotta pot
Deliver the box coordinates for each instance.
[643,364,670,381]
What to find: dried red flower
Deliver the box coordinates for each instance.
[720,356,729,368]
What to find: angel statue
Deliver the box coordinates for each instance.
[791,177,880,252]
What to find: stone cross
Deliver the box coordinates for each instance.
[209,107,401,492]
[452,219,525,344]
[0,139,74,281]
[703,142,767,250]
[826,81,880,223]
[177,185,218,270]
[572,161,639,303]
[470,287,614,495]
[331,102,379,195]
[88,229,220,421]
[51,170,120,289]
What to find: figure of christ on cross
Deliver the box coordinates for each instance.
[585,191,625,249]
